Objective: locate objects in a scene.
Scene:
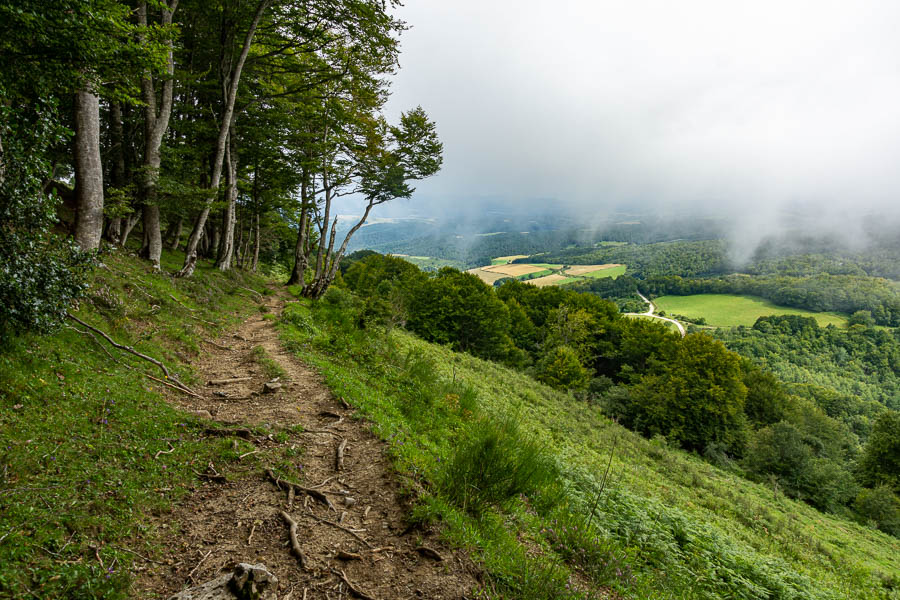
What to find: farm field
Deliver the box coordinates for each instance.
[470,259,626,287]
[565,263,626,278]
[654,294,849,327]
[491,254,529,265]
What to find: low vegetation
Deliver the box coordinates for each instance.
[277,289,900,600]
[0,250,270,598]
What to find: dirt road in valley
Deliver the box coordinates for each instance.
[626,291,686,337]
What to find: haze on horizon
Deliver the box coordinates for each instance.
[357,0,900,237]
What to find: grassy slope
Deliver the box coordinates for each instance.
[655,294,848,328]
[0,249,270,599]
[279,298,898,600]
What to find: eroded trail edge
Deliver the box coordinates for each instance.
[136,291,477,599]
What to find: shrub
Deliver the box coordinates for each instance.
[438,413,559,514]
[854,485,900,537]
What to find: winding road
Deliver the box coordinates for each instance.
[626,291,687,337]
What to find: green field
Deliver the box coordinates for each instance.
[654,294,849,327]
[580,264,627,279]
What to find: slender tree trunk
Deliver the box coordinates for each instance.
[73,87,104,251]
[252,212,260,272]
[119,213,140,248]
[287,177,311,285]
[136,0,179,269]
[167,216,183,250]
[178,0,270,277]
[106,101,127,244]
[303,202,374,299]
[215,131,237,271]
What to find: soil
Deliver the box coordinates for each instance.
[133,291,480,599]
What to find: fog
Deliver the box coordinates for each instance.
[353,0,900,250]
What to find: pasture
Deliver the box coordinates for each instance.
[654,294,849,327]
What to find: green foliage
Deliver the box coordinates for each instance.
[406,268,515,361]
[858,411,900,492]
[534,345,590,390]
[854,485,900,537]
[438,413,560,515]
[621,334,749,453]
[0,98,94,338]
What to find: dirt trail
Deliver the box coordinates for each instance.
[136,291,478,599]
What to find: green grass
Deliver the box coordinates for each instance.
[0,248,273,599]
[278,296,899,600]
[654,294,849,328]
[579,265,627,279]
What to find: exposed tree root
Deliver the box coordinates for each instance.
[332,568,376,600]
[305,510,373,549]
[280,511,307,570]
[267,469,335,511]
[335,438,347,471]
[66,313,199,396]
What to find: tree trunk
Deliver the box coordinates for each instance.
[287,177,311,285]
[73,87,104,251]
[167,216,183,250]
[178,0,270,277]
[105,101,127,244]
[215,132,237,271]
[252,212,260,272]
[119,213,140,248]
[137,0,179,269]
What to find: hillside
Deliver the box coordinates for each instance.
[277,289,900,600]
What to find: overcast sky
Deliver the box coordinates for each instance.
[365,0,900,226]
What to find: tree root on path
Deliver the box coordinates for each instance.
[66,313,199,397]
[267,469,335,511]
[280,511,308,570]
[332,568,376,600]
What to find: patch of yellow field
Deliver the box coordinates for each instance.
[526,274,568,287]
[564,263,624,276]
[481,263,548,277]
[467,268,509,285]
[493,255,529,264]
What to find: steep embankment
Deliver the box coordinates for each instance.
[277,293,900,600]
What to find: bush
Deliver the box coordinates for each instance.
[854,485,900,537]
[438,413,560,514]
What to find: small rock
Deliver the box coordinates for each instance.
[193,409,213,419]
[263,382,282,394]
[168,563,278,600]
[343,497,357,507]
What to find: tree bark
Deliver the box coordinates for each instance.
[105,101,127,244]
[73,87,104,251]
[251,212,260,272]
[119,213,140,248]
[167,216,183,250]
[215,131,237,271]
[137,0,179,269]
[287,176,311,285]
[178,0,270,277]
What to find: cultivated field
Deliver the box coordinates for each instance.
[470,259,627,287]
[481,263,549,277]
[527,274,571,287]
[654,294,849,327]
[491,255,529,264]
[564,263,625,278]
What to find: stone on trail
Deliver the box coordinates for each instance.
[167,563,278,600]
[263,381,282,394]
